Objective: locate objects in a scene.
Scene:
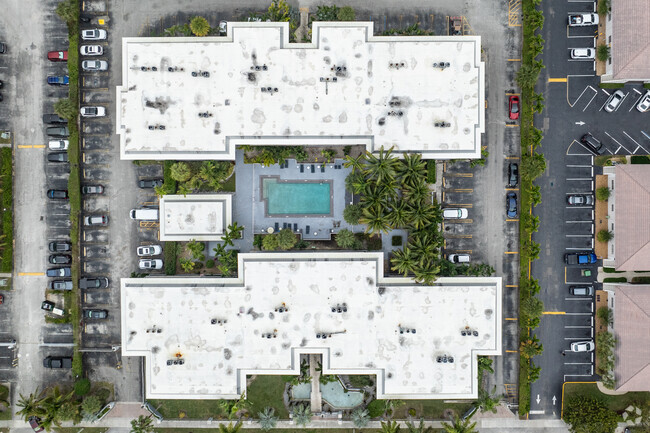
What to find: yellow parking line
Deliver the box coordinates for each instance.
[33,145,46,148]
[82,153,86,163]
[507,59,521,62]
[548,78,568,83]
[564,267,567,284]
[505,156,520,159]
[506,219,519,222]
[505,188,519,191]
[505,124,520,128]
[506,284,518,288]
[445,204,473,207]
[505,350,518,353]
[505,92,520,96]
[505,318,518,321]
[18,272,44,276]
[543,311,566,315]
[505,251,519,254]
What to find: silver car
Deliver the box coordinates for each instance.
[570,341,595,352]
[80,45,103,56]
[636,90,650,113]
[81,60,108,71]
[81,29,107,40]
[139,259,163,270]
[604,90,625,113]
[137,245,163,256]
[48,140,69,150]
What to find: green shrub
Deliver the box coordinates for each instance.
[335,229,357,249]
[596,230,613,242]
[599,82,624,89]
[348,375,374,388]
[74,378,91,396]
[343,145,352,156]
[366,399,385,418]
[337,6,355,21]
[602,267,622,273]
[596,187,610,201]
[426,160,436,184]
[164,242,178,275]
[596,44,610,62]
[263,234,280,251]
[597,0,610,16]
[630,155,650,164]
[205,259,215,268]
[366,235,382,251]
[391,236,403,247]
[0,148,13,272]
[190,16,210,36]
[631,276,650,284]
[343,204,363,225]
[603,277,627,283]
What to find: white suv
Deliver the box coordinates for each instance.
[570,48,594,59]
[81,29,107,40]
[604,90,625,113]
[442,208,469,219]
[80,45,103,56]
[139,259,163,270]
[80,106,106,117]
[636,90,650,112]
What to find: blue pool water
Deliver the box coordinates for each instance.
[291,383,311,400]
[321,380,364,409]
[265,180,331,215]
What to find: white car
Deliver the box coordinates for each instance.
[81,60,108,71]
[604,90,625,113]
[442,208,469,219]
[570,48,594,60]
[636,90,650,113]
[570,341,595,352]
[219,20,227,35]
[139,259,163,270]
[80,106,106,117]
[80,45,103,56]
[81,29,107,40]
[136,245,163,257]
[448,254,470,264]
[48,139,69,150]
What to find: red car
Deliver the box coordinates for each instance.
[509,95,520,120]
[47,51,68,62]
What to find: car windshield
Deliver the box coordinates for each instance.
[511,103,518,113]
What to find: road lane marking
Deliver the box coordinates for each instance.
[506,219,519,222]
[18,272,45,276]
[505,318,518,320]
[507,59,521,62]
[548,77,567,82]
[17,145,46,149]
[505,251,519,254]
[543,311,566,315]
[506,284,518,287]
[505,350,518,353]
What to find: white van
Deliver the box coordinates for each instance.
[129,208,159,221]
[570,48,594,59]
[448,254,471,264]
[442,208,468,219]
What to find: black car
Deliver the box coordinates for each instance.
[42,114,67,124]
[79,277,109,289]
[46,126,69,137]
[508,163,519,187]
[47,189,68,199]
[46,267,71,277]
[580,133,604,156]
[506,192,518,218]
[48,279,73,291]
[47,152,69,163]
[49,255,71,264]
[43,356,72,369]
[81,185,104,194]
[0,43,6,54]
[84,309,108,319]
[49,241,71,252]
[138,179,163,189]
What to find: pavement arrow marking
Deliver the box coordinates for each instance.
[536,394,541,404]
[553,396,557,405]
[575,121,585,125]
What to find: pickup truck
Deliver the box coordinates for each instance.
[43,356,72,369]
[564,251,597,265]
[568,13,599,26]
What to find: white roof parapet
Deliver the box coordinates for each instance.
[121,252,501,400]
[159,194,233,241]
[117,21,485,160]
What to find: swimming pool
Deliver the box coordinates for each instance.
[321,380,364,409]
[263,178,331,215]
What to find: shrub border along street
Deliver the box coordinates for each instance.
[0,148,13,273]
[516,0,547,417]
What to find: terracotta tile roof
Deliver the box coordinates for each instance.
[611,0,650,80]
[614,285,650,392]
[614,165,650,271]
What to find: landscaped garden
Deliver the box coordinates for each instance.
[0,147,13,273]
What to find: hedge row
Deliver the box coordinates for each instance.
[0,148,13,272]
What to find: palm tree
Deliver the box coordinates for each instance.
[292,404,312,427]
[359,204,391,235]
[412,262,440,285]
[407,204,437,231]
[190,16,211,36]
[405,418,434,433]
[380,420,401,433]
[390,248,417,276]
[40,387,71,428]
[360,184,388,208]
[408,234,436,264]
[387,201,410,229]
[16,390,45,421]
[130,415,154,433]
[365,146,398,185]
[476,389,500,414]
[441,415,477,433]
[398,153,427,187]
[343,154,365,173]
[403,179,429,206]
[351,408,370,428]
[218,421,242,433]
[258,407,278,432]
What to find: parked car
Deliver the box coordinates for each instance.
[442,208,468,219]
[84,309,108,319]
[604,90,625,113]
[137,245,163,256]
[80,45,103,56]
[47,75,69,86]
[43,114,67,124]
[47,189,68,199]
[636,90,650,113]
[570,341,595,352]
[46,126,69,137]
[0,293,3,304]
[0,43,6,54]
[138,179,163,189]
[219,20,227,35]
[139,259,163,270]
[46,267,71,277]
[48,255,71,264]
[579,133,604,156]
[81,29,107,40]
[47,51,68,62]
[29,416,44,433]
[567,194,594,206]
[81,60,108,71]
[41,301,65,316]
[80,106,106,117]
[506,192,518,218]
[565,251,597,265]
[81,185,104,194]
[84,215,108,226]
[48,139,69,150]
[508,163,519,187]
[569,285,594,296]
[508,95,520,120]
[79,277,109,289]
[43,356,72,369]
[47,152,69,163]
[48,241,71,252]
[568,13,598,26]
[448,254,470,264]
[570,48,595,59]
[48,279,73,291]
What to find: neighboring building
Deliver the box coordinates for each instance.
[602,165,650,270]
[159,194,232,241]
[121,252,502,400]
[601,0,650,83]
[117,21,485,160]
[605,285,650,392]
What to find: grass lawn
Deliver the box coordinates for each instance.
[392,399,474,419]
[149,399,223,419]
[563,383,650,415]
[0,384,10,420]
[246,375,289,419]
[221,172,236,192]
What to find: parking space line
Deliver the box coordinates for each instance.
[444,173,473,177]
[444,203,473,207]
[566,234,591,237]
[605,131,631,154]
[505,317,518,320]
[548,78,567,83]
[18,272,44,276]
[506,284,518,287]
[446,188,473,192]
[505,156,519,159]
[445,234,472,239]
[505,350,518,353]
[506,219,518,222]
[504,251,518,255]
[622,131,649,153]
[566,312,592,316]
[505,124,519,128]
[566,178,591,181]
[565,326,591,328]
[564,362,592,365]
[543,311,566,315]
[564,337,587,340]
[507,59,521,62]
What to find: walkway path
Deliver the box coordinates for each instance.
[597,267,650,283]
[309,354,323,412]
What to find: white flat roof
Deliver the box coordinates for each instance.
[159,194,232,241]
[117,22,485,160]
[121,252,501,400]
